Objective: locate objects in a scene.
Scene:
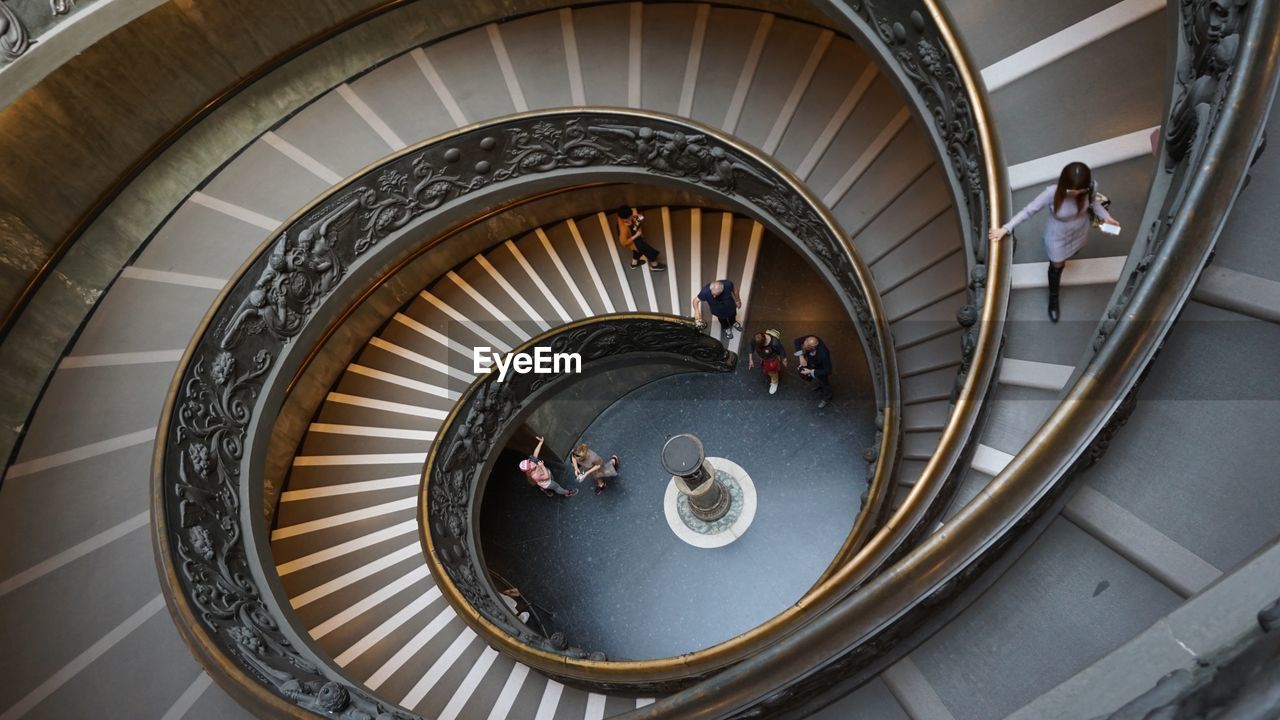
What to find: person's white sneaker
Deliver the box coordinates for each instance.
[769,382,778,395]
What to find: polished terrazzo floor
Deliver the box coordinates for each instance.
[478,240,877,660]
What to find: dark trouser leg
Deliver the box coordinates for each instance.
[1048,262,1064,322]
[816,374,833,402]
[715,313,737,338]
[632,237,661,262]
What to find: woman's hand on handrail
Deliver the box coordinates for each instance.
[988,226,1010,242]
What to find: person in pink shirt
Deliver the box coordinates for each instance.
[519,435,577,497]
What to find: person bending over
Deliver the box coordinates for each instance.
[794,335,834,409]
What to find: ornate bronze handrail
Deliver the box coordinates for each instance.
[624,0,1278,716]
[151,108,900,715]
[808,0,1012,588]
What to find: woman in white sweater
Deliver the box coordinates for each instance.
[989,162,1121,321]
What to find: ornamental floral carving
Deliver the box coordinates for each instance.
[1165,0,1250,168]
[0,0,81,66]
[170,340,412,719]
[1095,0,1251,352]
[0,2,30,63]
[848,1,989,263]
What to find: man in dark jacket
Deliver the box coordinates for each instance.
[794,335,833,408]
[692,279,743,340]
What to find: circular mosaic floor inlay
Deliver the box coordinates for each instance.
[663,456,757,548]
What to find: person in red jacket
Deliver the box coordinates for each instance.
[748,330,787,395]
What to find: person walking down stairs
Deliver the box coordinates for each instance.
[615,206,667,270]
[989,161,1122,322]
[693,279,743,340]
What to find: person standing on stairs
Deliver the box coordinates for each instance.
[615,206,667,270]
[692,279,743,340]
[794,335,834,409]
[748,329,787,394]
[520,435,577,497]
[989,161,1121,322]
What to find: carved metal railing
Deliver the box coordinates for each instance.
[152,108,901,716]
[0,0,81,66]
[423,314,735,665]
[806,0,1013,586]
[621,0,1280,717]
[1089,0,1269,357]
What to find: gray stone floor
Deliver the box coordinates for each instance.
[479,364,875,661]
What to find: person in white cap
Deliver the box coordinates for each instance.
[520,436,576,497]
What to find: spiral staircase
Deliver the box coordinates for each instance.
[1,1,1278,719]
[272,207,772,717]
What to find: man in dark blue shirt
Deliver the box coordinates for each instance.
[692,279,742,340]
[794,335,834,408]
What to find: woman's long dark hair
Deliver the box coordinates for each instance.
[1053,162,1093,214]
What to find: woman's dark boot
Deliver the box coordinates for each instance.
[1047,264,1064,322]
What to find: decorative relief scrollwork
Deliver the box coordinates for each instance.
[160,111,889,714]
[1095,0,1251,352]
[198,114,887,377]
[1165,0,1250,168]
[848,1,989,264]
[218,195,356,349]
[498,120,613,176]
[0,0,82,66]
[0,2,30,63]
[426,317,734,658]
[840,3,998,547]
[170,347,412,719]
